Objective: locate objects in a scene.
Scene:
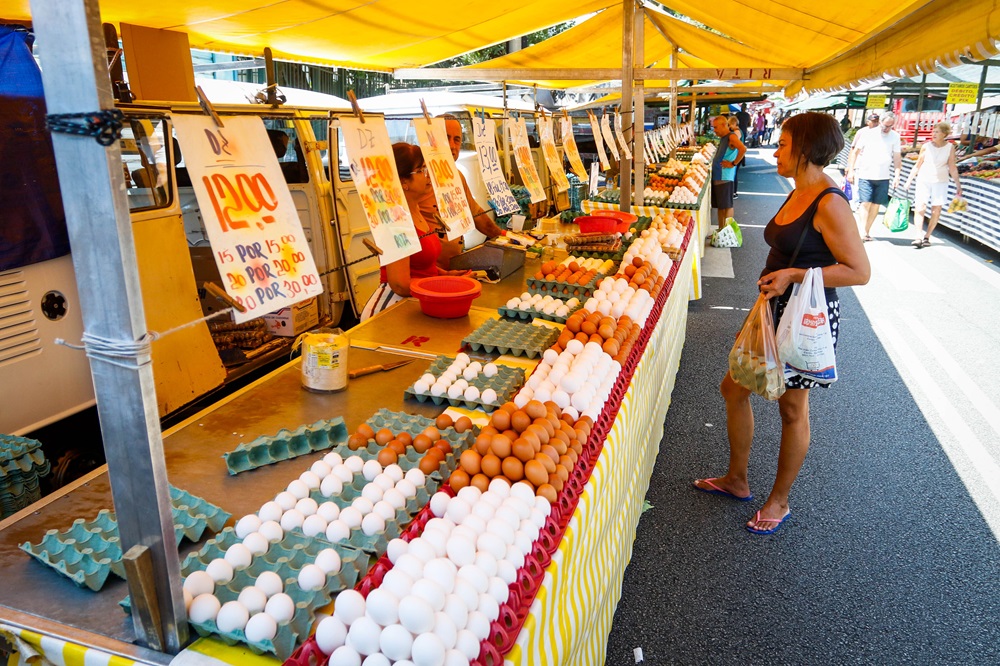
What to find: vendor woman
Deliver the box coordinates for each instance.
[359,143,470,320]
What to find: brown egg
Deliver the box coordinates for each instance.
[557,330,573,347]
[543,402,560,416]
[567,448,579,465]
[598,324,615,340]
[524,460,548,488]
[397,432,413,447]
[550,437,568,455]
[454,416,473,433]
[560,421,577,440]
[375,428,394,445]
[449,468,470,491]
[480,425,498,438]
[603,339,620,356]
[535,451,556,474]
[347,433,368,450]
[419,455,440,475]
[536,483,558,503]
[526,423,550,446]
[554,464,570,483]
[422,426,441,441]
[559,454,575,471]
[470,473,491,492]
[520,429,541,452]
[632,256,644,268]
[512,438,535,463]
[548,472,564,492]
[356,423,375,440]
[574,331,590,344]
[460,449,482,476]
[565,316,582,333]
[510,410,531,433]
[560,413,576,426]
[412,434,433,454]
[491,409,511,432]
[525,401,547,420]
[501,429,519,443]
[436,414,454,430]
[475,433,493,456]
[490,434,512,459]
[388,439,407,456]
[624,264,637,277]
[534,417,555,439]
[570,440,584,456]
[540,444,560,465]
[501,456,524,481]
[500,402,519,414]
[377,448,398,466]
[581,320,597,336]
[434,440,452,455]
[481,454,502,478]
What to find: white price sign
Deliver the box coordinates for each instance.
[600,112,620,161]
[560,115,588,180]
[471,117,521,216]
[173,115,322,323]
[538,116,570,193]
[588,111,610,170]
[505,117,546,203]
[412,117,475,241]
[614,112,632,161]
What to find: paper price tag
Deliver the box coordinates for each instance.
[588,111,610,170]
[505,117,546,203]
[173,115,323,323]
[614,112,632,161]
[560,115,588,180]
[599,113,620,161]
[538,117,570,193]
[412,117,475,241]
[471,117,521,217]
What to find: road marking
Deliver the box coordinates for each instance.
[868,314,1000,542]
[734,191,788,197]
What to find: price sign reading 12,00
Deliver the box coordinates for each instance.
[174,116,323,323]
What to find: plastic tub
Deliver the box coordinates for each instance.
[591,209,638,231]
[410,276,482,318]
[574,215,621,234]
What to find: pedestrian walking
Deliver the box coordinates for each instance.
[694,112,871,534]
[903,121,963,248]
[846,112,902,241]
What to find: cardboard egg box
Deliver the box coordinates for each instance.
[223,417,349,476]
[497,301,584,325]
[462,318,561,359]
[404,355,526,412]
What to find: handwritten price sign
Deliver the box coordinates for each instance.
[614,112,632,161]
[599,113,620,162]
[173,116,322,323]
[504,117,546,203]
[538,117,569,193]
[471,117,521,216]
[339,116,421,267]
[412,117,474,241]
[560,116,588,180]
[588,111,610,170]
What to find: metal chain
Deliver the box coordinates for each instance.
[46,110,125,146]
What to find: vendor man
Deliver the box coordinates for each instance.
[419,115,506,269]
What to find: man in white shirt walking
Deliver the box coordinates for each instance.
[846,112,902,241]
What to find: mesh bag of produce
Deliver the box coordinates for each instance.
[728,293,785,400]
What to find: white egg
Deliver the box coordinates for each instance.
[352,497,375,516]
[462,385,480,401]
[243,532,270,556]
[452,578,479,613]
[198,560,232,589]
[238,586,268,614]
[398,595,435,634]
[274,491,298,511]
[382,464,404,483]
[431,383,447,397]
[244,612,277,643]
[504,544,525,570]
[328,645,362,666]
[235,515,262,539]
[188,593,221,623]
[360,460,381,482]
[422,529,449,558]
[361,512,385,536]
[334,589,366,625]
[379,623,414,662]
[471,501,495,523]
[476,532,506,561]
[458,564,489,595]
[480,388,498,404]
[473,551,498,579]
[396,479,418,499]
[505,297,519,309]
[361,483,384,505]
[258,520,284,543]
[405,467,426,487]
[551,388,570,410]
[299,471,322,490]
[373,473,395,492]
[264,592,295,624]
[317,502,341,522]
[486,519,514,547]
[321,474,345,498]
[364,587,399,626]
[381,569,415,600]
[413,380,430,394]
[224,543,253,569]
[363,652,390,666]
[488,576,510,605]
[488,479,511,498]
[287,479,310,500]
[298,563,327,591]
[183,570,215,597]
[395,553,425,580]
[257,502,283,523]
[253,571,283,598]
[466,610,490,641]
[405,539,434,564]
[325,519,351,543]
[316,616,349,655]
[340,507,363,528]
[346,615,381,656]
[461,366,478,381]
[455,629,480,660]
[386,538,409,563]
[295,497,319,517]
[412,578,446,612]
[343,455,364,473]
[217,600,253,634]
[478,593,499,622]
[411,632,446,666]
[447,384,464,400]
[373,500,396,521]
[280,509,305,532]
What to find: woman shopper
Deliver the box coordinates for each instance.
[693,112,871,534]
[903,122,963,248]
[360,143,470,320]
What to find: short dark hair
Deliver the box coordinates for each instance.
[392,142,424,180]
[780,112,845,168]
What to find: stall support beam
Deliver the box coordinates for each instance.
[620,0,635,213]
[669,47,678,130]
[29,0,187,653]
[977,63,989,112]
[633,3,645,207]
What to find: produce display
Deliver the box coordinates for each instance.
[590,151,710,209]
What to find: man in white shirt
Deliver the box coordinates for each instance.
[846,112,902,241]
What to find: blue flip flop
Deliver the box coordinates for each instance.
[693,478,753,502]
[746,510,792,535]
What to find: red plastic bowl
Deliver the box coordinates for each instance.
[592,209,638,231]
[410,276,482,318]
[575,215,619,234]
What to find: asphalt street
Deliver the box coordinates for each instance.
[604,148,1000,665]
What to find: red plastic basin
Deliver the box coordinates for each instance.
[410,275,482,318]
[591,209,638,231]
[575,216,620,234]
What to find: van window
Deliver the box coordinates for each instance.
[121,118,172,211]
[262,119,308,184]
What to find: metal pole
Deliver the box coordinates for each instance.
[669,46,678,130]
[633,3,645,207]
[690,93,697,135]
[502,81,512,179]
[914,73,926,147]
[29,0,187,653]
[976,63,989,112]
[620,0,635,213]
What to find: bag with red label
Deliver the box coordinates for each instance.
[775,267,837,384]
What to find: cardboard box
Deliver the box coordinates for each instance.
[262,297,319,337]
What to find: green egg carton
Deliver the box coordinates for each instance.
[462,319,560,359]
[525,273,600,299]
[364,409,476,479]
[497,300,583,325]
[21,486,229,591]
[404,356,525,412]
[223,417,349,476]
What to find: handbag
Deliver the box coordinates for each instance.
[842,180,853,201]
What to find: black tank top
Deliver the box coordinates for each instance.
[762,187,846,298]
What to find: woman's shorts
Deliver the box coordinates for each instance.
[914,181,948,208]
[772,291,841,390]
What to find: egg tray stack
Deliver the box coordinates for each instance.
[224,417,349,476]
[525,272,601,299]
[0,434,51,519]
[404,356,526,411]
[496,301,584,325]
[462,319,561,359]
[121,528,367,660]
[20,488,231,592]
[360,409,477,479]
[571,218,653,262]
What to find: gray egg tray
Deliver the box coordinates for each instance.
[497,301,584,325]
[404,355,525,412]
[20,486,230,592]
[1,434,50,519]
[223,417,349,476]
[462,318,561,358]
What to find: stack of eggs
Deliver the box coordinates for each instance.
[667,185,698,204]
[504,292,580,319]
[584,276,656,327]
[248,453,425,545]
[516,344,619,422]
[183,548,343,643]
[411,353,501,406]
[560,256,615,275]
[621,230,673,275]
[313,481,550,666]
[645,214,687,251]
[550,310,640,365]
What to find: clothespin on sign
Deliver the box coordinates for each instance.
[363,238,383,256]
[478,108,485,122]
[347,90,365,124]
[195,86,224,128]
[433,213,452,234]
[420,99,432,124]
[202,282,246,313]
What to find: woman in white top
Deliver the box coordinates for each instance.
[904,122,963,248]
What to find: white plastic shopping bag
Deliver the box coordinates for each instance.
[775,267,837,384]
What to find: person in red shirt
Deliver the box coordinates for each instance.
[360,143,469,320]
